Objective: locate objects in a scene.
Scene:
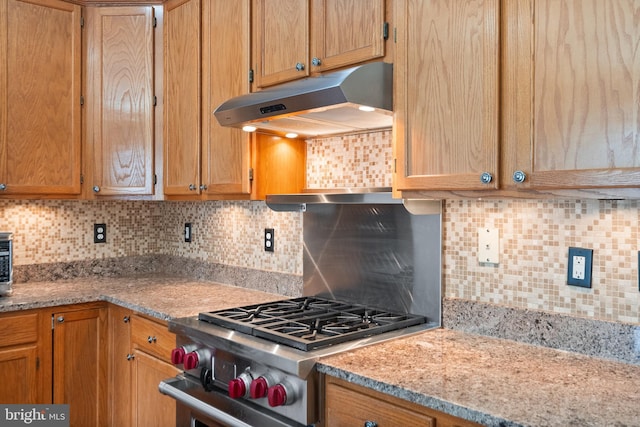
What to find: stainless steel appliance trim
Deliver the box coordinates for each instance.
[159,375,307,427]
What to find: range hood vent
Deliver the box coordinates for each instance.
[214,62,393,137]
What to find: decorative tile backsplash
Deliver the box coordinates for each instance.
[1,131,639,325]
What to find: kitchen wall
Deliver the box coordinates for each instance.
[2,130,639,326]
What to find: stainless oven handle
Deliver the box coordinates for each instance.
[159,376,252,427]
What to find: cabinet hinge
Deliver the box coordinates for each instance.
[153,95,157,106]
[383,22,389,40]
[393,27,397,43]
[36,357,40,370]
[393,158,397,173]
[80,174,84,185]
[153,17,157,28]
[80,96,85,106]
[249,168,254,181]
[51,315,54,330]
[249,69,254,84]
[153,174,157,185]
[80,16,84,29]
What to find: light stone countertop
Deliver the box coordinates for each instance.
[3,276,639,426]
[0,274,284,319]
[317,328,640,427]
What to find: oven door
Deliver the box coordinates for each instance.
[159,375,310,427]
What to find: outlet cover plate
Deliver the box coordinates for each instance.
[567,247,593,288]
[94,223,106,244]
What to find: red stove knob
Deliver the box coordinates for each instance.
[183,351,200,370]
[229,373,252,399]
[170,347,187,365]
[250,376,269,399]
[267,384,288,407]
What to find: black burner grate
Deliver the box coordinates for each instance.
[198,297,427,351]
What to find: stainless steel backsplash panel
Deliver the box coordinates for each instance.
[302,202,442,326]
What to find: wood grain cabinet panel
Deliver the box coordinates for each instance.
[84,6,156,197]
[502,0,640,193]
[0,0,82,196]
[324,376,482,427]
[252,0,387,89]
[393,0,500,192]
[108,304,133,427]
[52,305,108,427]
[0,310,51,405]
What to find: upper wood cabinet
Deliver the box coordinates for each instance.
[84,6,157,198]
[395,0,640,199]
[252,0,388,89]
[201,0,251,197]
[393,0,500,193]
[0,0,82,197]
[163,0,201,197]
[502,0,640,195]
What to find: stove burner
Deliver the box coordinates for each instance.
[198,297,427,351]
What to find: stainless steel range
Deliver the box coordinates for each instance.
[160,191,441,427]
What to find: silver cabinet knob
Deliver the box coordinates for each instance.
[364,422,378,427]
[123,316,130,323]
[0,184,6,190]
[513,170,527,183]
[188,184,196,191]
[93,186,100,193]
[199,184,207,191]
[126,353,135,361]
[295,62,305,71]
[312,57,321,66]
[480,172,493,184]
[57,316,64,323]
[147,336,157,343]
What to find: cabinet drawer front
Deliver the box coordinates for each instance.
[131,314,175,362]
[0,312,39,347]
[325,380,435,426]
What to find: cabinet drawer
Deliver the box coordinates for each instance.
[131,314,175,363]
[0,312,39,347]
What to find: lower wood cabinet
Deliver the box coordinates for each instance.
[0,309,51,404]
[52,303,108,427]
[324,375,482,427]
[108,306,180,427]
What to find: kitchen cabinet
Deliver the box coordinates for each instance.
[108,304,133,427]
[395,0,640,199]
[501,0,640,195]
[130,313,179,427]
[108,306,179,427]
[84,5,157,198]
[0,309,51,404]
[0,0,82,197]
[52,303,108,427]
[324,375,482,427]
[393,0,500,193]
[163,0,305,200]
[252,0,388,89]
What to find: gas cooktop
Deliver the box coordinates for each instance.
[198,296,427,351]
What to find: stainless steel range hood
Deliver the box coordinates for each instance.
[214,62,393,137]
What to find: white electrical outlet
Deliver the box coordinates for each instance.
[572,255,585,279]
[478,228,499,264]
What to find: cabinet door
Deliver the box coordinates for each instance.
[252,0,309,88]
[85,6,156,197]
[201,0,251,197]
[53,307,108,427]
[0,310,50,404]
[163,0,201,196]
[393,0,500,192]
[131,349,180,427]
[108,305,133,427]
[310,0,386,73]
[0,0,81,196]
[503,0,640,192]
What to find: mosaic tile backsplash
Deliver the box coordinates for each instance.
[1,131,639,326]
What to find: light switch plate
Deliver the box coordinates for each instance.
[567,247,593,288]
[478,228,499,264]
